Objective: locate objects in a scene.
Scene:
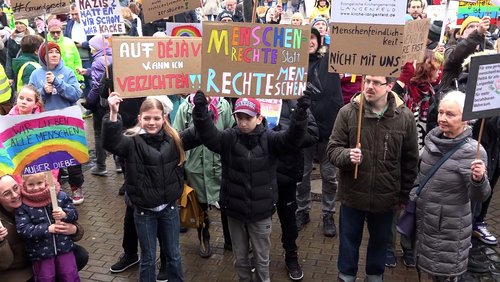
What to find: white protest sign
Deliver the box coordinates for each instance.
[330,0,407,25]
[78,0,125,35]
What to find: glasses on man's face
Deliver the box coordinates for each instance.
[364,79,388,87]
[50,30,61,35]
[0,174,19,199]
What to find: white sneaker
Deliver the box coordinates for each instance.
[71,187,84,205]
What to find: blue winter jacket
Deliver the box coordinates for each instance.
[28,58,82,111]
[15,191,78,261]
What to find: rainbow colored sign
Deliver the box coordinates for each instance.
[458,0,499,25]
[0,106,89,176]
[166,23,202,37]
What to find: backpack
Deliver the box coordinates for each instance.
[179,183,204,229]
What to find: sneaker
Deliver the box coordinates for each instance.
[118,183,126,196]
[59,168,69,179]
[285,251,304,281]
[110,253,140,273]
[90,166,108,176]
[82,110,93,119]
[156,265,168,282]
[403,252,415,267]
[385,250,397,268]
[71,187,84,205]
[473,222,498,245]
[115,164,123,173]
[296,211,310,231]
[322,214,337,237]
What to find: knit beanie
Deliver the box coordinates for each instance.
[89,35,109,51]
[47,18,63,30]
[311,27,321,53]
[460,16,480,35]
[310,16,327,27]
[15,18,29,27]
[38,41,61,65]
[428,20,443,42]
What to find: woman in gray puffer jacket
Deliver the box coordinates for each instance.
[415,91,490,281]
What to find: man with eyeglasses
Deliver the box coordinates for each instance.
[47,18,84,84]
[327,75,419,282]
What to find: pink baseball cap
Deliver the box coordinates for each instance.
[233,98,261,116]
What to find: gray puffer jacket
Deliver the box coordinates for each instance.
[415,127,491,276]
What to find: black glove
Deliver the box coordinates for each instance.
[193,90,208,108]
[297,90,311,110]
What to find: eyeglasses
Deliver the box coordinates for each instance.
[50,30,61,35]
[0,174,19,199]
[365,79,388,87]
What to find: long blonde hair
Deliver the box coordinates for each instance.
[125,98,185,165]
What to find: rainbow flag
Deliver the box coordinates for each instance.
[458,0,500,25]
[0,106,89,176]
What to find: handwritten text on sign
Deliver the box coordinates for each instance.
[10,0,69,20]
[112,37,202,98]
[201,22,310,98]
[78,0,125,35]
[401,19,430,63]
[0,106,89,176]
[142,0,201,23]
[329,23,404,76]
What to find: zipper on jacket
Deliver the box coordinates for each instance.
[370,119,381,210]
[383,133,389,161]
[44,207,58,256]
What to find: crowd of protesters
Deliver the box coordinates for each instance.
[0,0,499,281]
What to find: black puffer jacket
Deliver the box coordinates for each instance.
[102,115,200,208]
[192,103,308,222]
[273,100,319,184]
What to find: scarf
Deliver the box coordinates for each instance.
[21,182,61,208]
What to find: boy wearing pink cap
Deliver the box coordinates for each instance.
[192,91,310,282]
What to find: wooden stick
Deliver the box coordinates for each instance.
[101,35,111,98]
[354,76,365,179]
[46,171,59,211]
[252,0,258,23]
[475,118,485,160]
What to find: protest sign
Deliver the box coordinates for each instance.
[142,0,201,23]
[112,36,202,98]
[257,99,282,129]
[166,23,203,37]
[329,23,405,76]
[458,0,499,25]
[78,0,125,35]
[201,22,310,98]
[426,2,459,25]
[401,19,431,63]
[463,53,500,120]
[0,106,89,176]
[10,0,70,19]
[330,0,407,25]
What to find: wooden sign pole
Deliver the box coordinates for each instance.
[354,76,365,179]
[475,118,485,160]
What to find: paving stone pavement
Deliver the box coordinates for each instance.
[74,118,500,281]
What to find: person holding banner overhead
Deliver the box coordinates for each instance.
[103,92,201,282]
[0,174,88,282]
[327,75,419,282]
[28,41,85,205]
[15,172,80,281]
[415,91,490,280]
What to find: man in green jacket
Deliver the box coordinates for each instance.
[12,35,44,90]
[327,75,419,282]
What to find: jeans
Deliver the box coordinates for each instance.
[67,164,84,188]
[134,205,184,282]
[387,208,413,255]
[277,179,298,252]
[228,216,272,282]
[338,204,393,278]
[296,141,337,214]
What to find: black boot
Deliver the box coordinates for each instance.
[198,212,212,258]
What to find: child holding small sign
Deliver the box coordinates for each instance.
[15,172,80,282]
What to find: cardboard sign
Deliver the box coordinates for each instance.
[78,0,126,35]
[142,0,201,23]
[425,2,459,25]
[329,23,404,76]
[330,0,407,25]
[10,0,70,19]
[458,0,499,25]
[166,23,202,37]
[112,36,202,98]
[401,19,431,63]
[463,54,500,121]
[201,22,310,98]
[0,106,89,176]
